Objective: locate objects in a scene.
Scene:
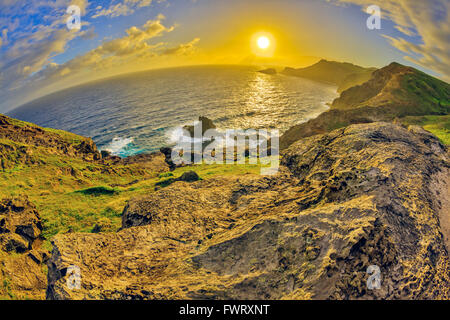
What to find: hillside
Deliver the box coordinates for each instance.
[0,114,260,299]
[47,122,449,300]
[282,59,377,93]
[281,62,450,149]
[1,62,449,300]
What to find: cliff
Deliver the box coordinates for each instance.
[280,62,450,149]
[0,113,170,299]
[46,123,449,300]
[0,61,449,300]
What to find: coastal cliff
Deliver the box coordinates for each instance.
[280,62,450,149]
[46,122,449,300]
[0,61,449,300]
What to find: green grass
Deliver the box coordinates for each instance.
[0,143,265,243]
[0,277,15,299]
[400,115,450,145]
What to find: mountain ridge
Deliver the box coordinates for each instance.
[282,59,377,93]
[280,62,450,149]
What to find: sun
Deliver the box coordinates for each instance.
[257,36,270,49]
[251,32,276,57]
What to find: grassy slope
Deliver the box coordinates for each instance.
[0,146,262,242]
[0,115,265,299]
[281,62,450,148]
[399,115,450,145]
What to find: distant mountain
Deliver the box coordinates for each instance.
[280,62,450,149]
[282,59,377,93]
[331,62,450,114]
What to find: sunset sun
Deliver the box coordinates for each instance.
[257,36,270,49]
[251,32,276,57]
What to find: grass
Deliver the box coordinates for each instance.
[400,114,450,145]
[0,142,264,242]
[7,116,85,146]
[0,276,15,300]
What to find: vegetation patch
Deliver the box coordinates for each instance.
[75,186,118,196]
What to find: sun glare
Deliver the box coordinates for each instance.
[257,36,270,49]
[251,32,276,58]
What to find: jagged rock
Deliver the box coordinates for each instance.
[160,147,178,170]
[0,198,43,252]
[46,122,449,300]
[101,150,111,159]
[183,116,217,137]
[0,198,47,299]
[177,171,200,182]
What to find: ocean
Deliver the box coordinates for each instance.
[8,65,338,157]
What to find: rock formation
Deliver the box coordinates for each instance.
[258,68,277,75]
[46,123,450,300]
[0,198,47,299]
[183,116,217,137]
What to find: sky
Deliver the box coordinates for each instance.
[0,0,448,113]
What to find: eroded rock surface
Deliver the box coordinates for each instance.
[0,198,47,299]
[47,123,450,300]
[0,198,43,253]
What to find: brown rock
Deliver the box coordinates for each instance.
[46,122,449,300]
[0,198,42,252]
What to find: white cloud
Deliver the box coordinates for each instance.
[0,13,200,112]
[92,0,159,18]
[330,0,450,81]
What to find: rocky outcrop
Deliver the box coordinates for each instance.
[183,116,217,137]
[0,198,47,299]
[0,198,43,253]
[46,122,449,300]
[0,114,101,166]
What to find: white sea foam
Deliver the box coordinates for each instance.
[101,137,134,156]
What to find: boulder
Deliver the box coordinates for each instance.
[183,116,216,137]
[176,171,200,182]
[0,198,43,252]
[0,198,47,299]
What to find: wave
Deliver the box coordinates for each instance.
[100,137,137,157]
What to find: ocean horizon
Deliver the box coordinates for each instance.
[8,65,338,157]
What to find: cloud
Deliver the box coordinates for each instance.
[0,2,88,86]
[0,0,91,108]
[92,0,159,18]
[329,0,450,81]
[163,38,200,55]
[0,12,201,111]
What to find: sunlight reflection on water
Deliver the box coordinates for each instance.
[9,66,338,156]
